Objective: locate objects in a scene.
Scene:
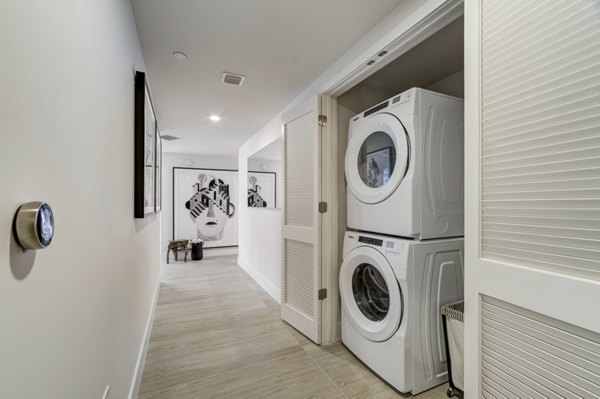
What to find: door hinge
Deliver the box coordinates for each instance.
[318,114,327,127]
[318,288,327,300]
[318,202,327,213]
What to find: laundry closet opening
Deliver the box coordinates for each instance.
[322,13,465,394]
[320,13,465,344]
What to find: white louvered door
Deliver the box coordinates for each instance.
[281,96,323,344]
[465,0,600,397]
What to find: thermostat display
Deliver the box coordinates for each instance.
[13,201,55,250]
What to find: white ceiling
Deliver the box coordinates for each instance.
[130,0,403,156]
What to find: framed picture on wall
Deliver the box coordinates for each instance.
[173,167,239,249]
[134,71,158,218]
[247,171,276,208]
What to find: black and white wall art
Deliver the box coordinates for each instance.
[247,171,276,208]
[173,167,238,248]
[135,71,162,218]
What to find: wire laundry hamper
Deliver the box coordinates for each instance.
[441,300,464,398]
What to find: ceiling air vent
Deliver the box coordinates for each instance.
[161,134,179,141]
[221,72,246,86]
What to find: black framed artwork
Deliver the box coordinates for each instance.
[247,171,276,208]
[173,167,238,249]
[134,71,160,218]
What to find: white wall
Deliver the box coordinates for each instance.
[238,131,284,302]
[161,152,238,257]
[425,69,464,98]
[237,0,448,303]
[0,1,159,398]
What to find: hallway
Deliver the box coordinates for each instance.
[139,256,447,398]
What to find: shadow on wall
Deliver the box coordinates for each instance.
[135,213,158,233]
[9,207,36,279]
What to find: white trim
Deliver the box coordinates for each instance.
[319,94,340,345]
[128,279,161,399]
[238,257,281,303]
[203,247,238,258]
[463,0,481,396]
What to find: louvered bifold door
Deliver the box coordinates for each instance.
[281,96,322,344]
[480,0,600,280]
[464,0,600,396]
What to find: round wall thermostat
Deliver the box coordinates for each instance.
[13,201,54,250]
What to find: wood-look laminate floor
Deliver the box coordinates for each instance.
[139,256,449,399]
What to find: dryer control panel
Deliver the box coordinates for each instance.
[358,236,383,246]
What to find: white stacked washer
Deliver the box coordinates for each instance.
[345,88,464,239]
[340,232,464,394]
[341,88,464,394]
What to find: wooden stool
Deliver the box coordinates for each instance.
[167,239,189,264]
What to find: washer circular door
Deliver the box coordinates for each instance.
[345,113,409,204]
[340,246,403,342]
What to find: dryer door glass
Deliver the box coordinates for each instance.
[352,263,389,321]
[345,113,409,204]
[357,132,396,189]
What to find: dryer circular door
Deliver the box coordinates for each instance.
[345,113,409,204]
[340,246,403,342]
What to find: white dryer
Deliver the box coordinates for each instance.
[340,231,464,394]
[345,88,464,239]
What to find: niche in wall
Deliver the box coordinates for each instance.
[247,138,282,209]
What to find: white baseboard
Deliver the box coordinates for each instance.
[128,278,161,399]
[204,247,238,258]
[238,257,281,304]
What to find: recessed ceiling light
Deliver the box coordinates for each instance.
[209,115,221,122]
[172,51,188,61]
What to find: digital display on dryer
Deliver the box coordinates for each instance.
[358,236,383,246]
[363,101,389,118]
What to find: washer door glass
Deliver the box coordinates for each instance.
[353,263,389,321]
[340,246,403,342]
[346,113,409,204]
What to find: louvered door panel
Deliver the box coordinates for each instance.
[284,240,314,317]
[481,296,600,398]
[281,96,321,344]
[284,111,314,227]
[480,0,600,280]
